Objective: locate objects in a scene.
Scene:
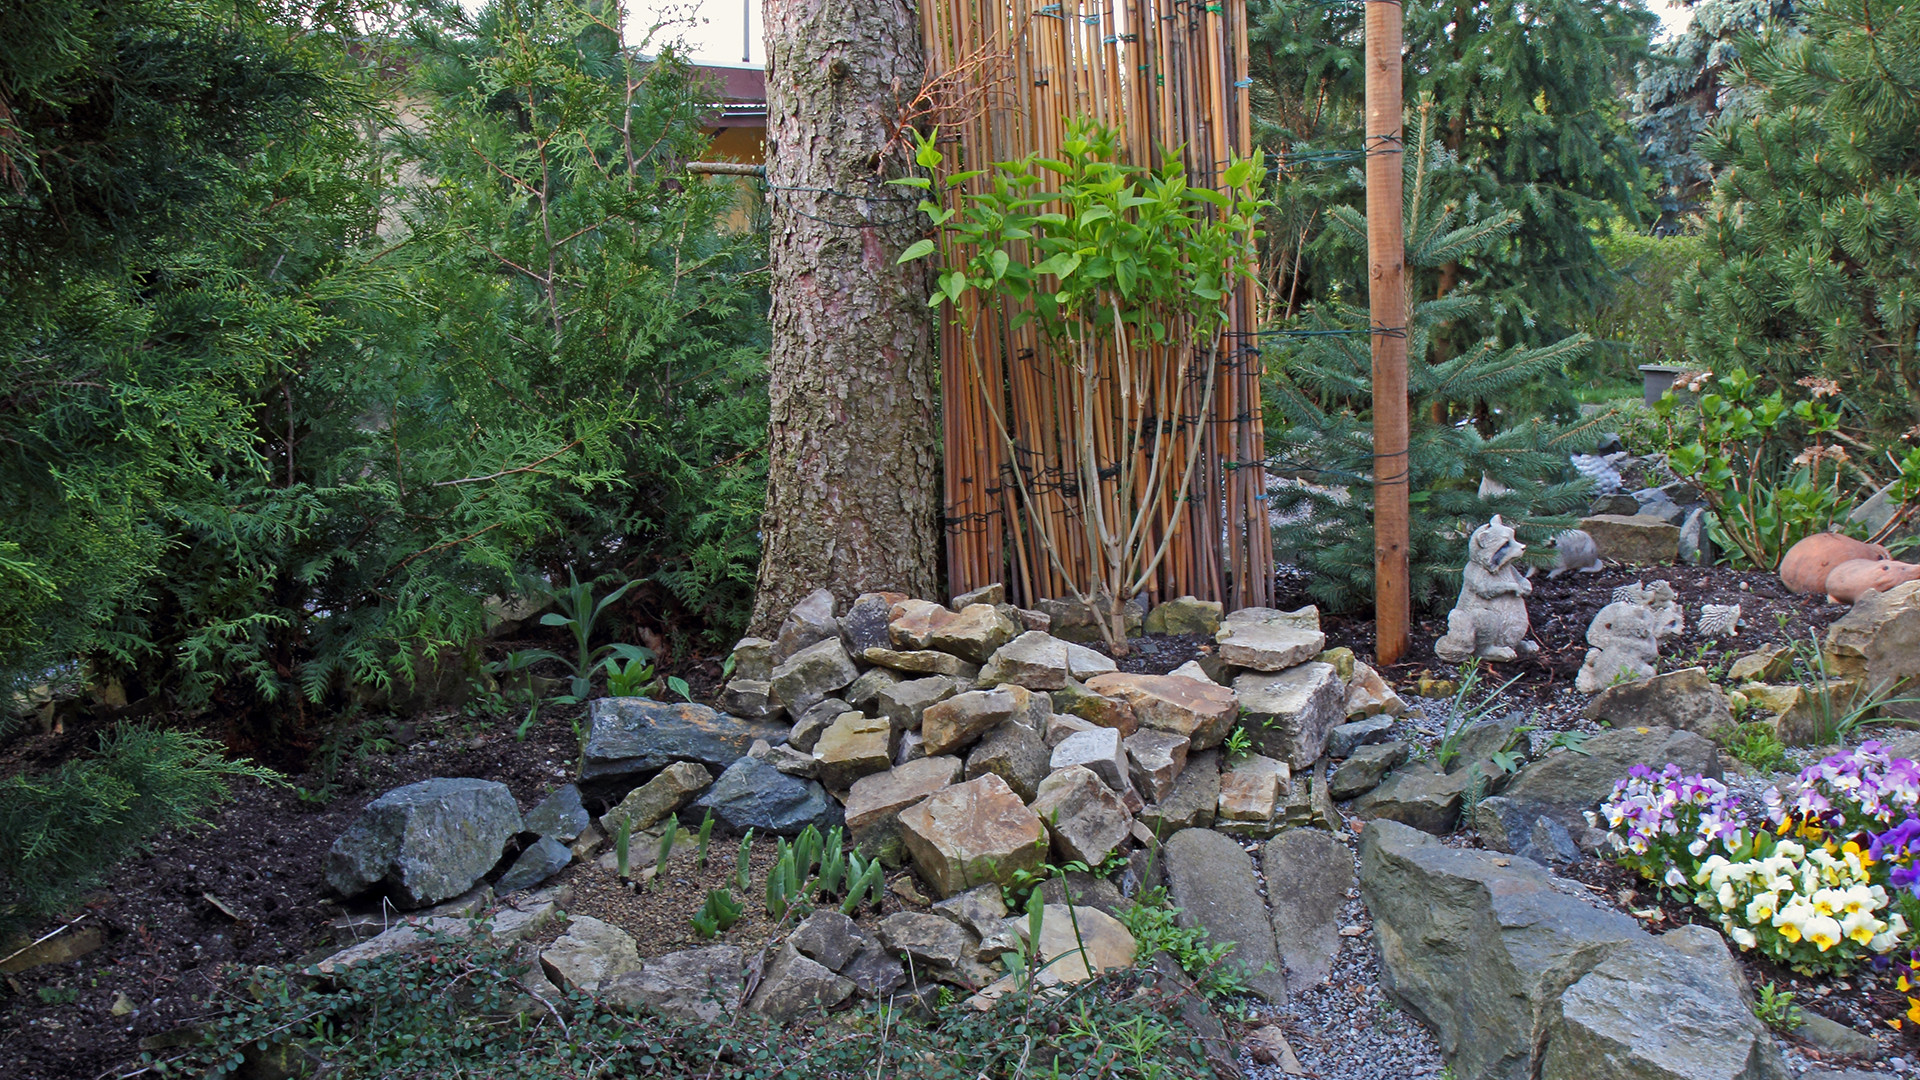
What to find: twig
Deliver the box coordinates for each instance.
[0,912,89,969]
[432,440,582,487]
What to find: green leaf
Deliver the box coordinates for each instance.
[897,238,937,264]
[1033,252,1082,279]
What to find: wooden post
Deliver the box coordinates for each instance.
[1366,0,1409,665]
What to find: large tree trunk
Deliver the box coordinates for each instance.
[752,0,940,632]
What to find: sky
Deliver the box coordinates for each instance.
[623,0,1694,69]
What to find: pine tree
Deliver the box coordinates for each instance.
[1674,0,1920,438]
[1267,129,1601,613]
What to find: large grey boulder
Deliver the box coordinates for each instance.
[692,756,841,836]
[1582,667,1734,739]
[1541,925,1790,1080]
[600,946,744,1022]
[1234,662,1345,768]
[770,637,860,717]
[1161,828,1287,1003]
[1351,760,1471,834]
[577,698,785,787]
[1260,829,1354,988]
[1500,725,1720,829]
[1361,820,1786,1080]
[326,778,523,908]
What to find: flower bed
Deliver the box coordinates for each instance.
[1597,744,1920,1019]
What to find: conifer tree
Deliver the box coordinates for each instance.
[1267,129,1600,613]
[1674,0,1920,438]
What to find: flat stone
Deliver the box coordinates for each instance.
[1002,682,1052,736]
[0,925,105,974]
[921,686,1018,755]
[729,637,775,682]
[1169,659,1221,685]
[1124,728,1191,802]
[773,588,840,665]
[930,603,1020,663]
[692,756,840,836]
[1162,828,1287,1002]
[1326,715,1395,759]
[523,784,591,843]
[1329,741,1408,800]
[787,697,848,753]
[1044,711,1102,747]
[765,742,820,779]
[965,718,1051,802]
[1729,645,1794,683]
[1798,1011,1882,1060]
[932,885,1008,936]
[878,911,977,968]
[843,666,905,710]
[540,915,642,993]
[770,637,860,717]
[840,592,904,654]
[1050,678,1139,736]
[325,778,523,908]
[495,836,572,894]
[875,675,959,731]
[861,646,979,678]
[1344,661,1406,719]
[1471,796,1582,867]
[1261,829,1355,987]
[1144,595,1223,636]
[1050,727,1133,794]
[1578,514,1682,564]
[1027,905,1135,984]
[1825,580,1920,719]
[1064,641,1118,679]
[1582,667,1734,739]
[952,583,1005,608]
[1140,748,1220,835]
[1501,725,1721,828]
[790,910,868,972]
[1351,760,1472,834]
[1215,606,1327,671]
[843,755,963,832]
[577,698,785,788]
[978,630,1072,689]
[840,943,908,997]
[1037,595,1146,644]
[747,941,855,1021]
[600,761,713,837]
[813,712,894,790]
[1029,765,1133,866]
[1084,671,1237,750]
[889,598,959,649]
[897,774,1047,898]
[718,677,784,721]
[1217,753,1290,834]
[1234,662,1345,768]
[600,946,743,1022]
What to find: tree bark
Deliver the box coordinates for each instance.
[752,0,941,633]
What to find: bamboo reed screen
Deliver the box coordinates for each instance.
[918,0,1275,612]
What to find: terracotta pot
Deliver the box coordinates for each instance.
[1779,533,1889,595]
[1824,558,1920,604]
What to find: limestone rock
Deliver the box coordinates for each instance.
[978,630,1072,690]
[524,784,591,843]
[875,674,961,732]
[889,598,959,649]
[326,778,523,908]
[1344,662,1406,719]
[692,756,840,836]
[878,911,977,968]
[1501,725,1720,829]
[930,603,1020,663]
[921,686,1018,756]
[1326,715,1395,759]
[1329,741,1409,800]
[600,946,744,1023]
[540,915,642,993]
[932,885,1008,936]
[839,592,904,654]
[1162,828,1288,1002]
[1144,595,1223,636]
[952,583,1005,608]
[1234,662,1345,768]
[1027,905,1135,984]
[747,941,855,1022]
[860,647,979,678]
[1029,765,1133,866]
[718,677,783,721]
[495,836,573,894]
[1728,646,1793,684]
[1582,667,1734,739]
[1043,711,1101,747]
[1351,761,1471,834]
[1050,727,1133,794]
[770,637,860,717]
[1084,671,1237,750]
[1215,606,1327,671]
[1217,753,1289,835]
[787,698,848,754]
[1169,659,1221,685]
[773,588,841,665]
[964,719,1051,802]
[1064,641,1119,679]
[1050,678,1139,736]
[790,910,869,972]
[577,698,784,787]
[844,666,905,710]
[1124,729,1191,802]
[844,755,962,832]
[729,637,775,682]
[1261,829,1355,987]
[1002,682,1053,736]
[840,943,908,998]
[1579,513,1682,564]
[898,774,1047,898]
[1825,580,1920,719]
[600,761,713,837]
[765,742,822,779]
[1140,748,1220,835]
[814,712,895,790]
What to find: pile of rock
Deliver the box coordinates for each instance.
[1582,478,1710,566]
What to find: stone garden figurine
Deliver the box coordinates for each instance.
[1434,516,1538,663]
[1576,600,1661,692]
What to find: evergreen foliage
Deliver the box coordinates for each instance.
[1267,133,1601,613]
[1674,0,1920,439]
[1582,226,1709,379]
